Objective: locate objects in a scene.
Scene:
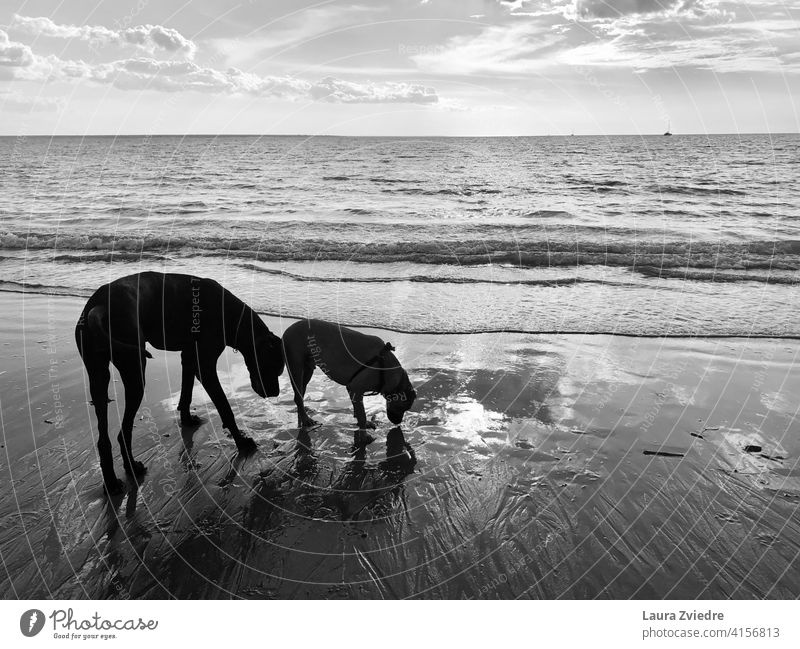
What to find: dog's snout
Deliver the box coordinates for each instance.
[252,379,267,398]
[266,378,280,397]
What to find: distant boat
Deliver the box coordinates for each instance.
[663,120,672,136]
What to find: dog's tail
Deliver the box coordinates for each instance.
[78,305,153,360]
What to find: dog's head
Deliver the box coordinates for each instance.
[248,329,284,398]
[385,370,416,425]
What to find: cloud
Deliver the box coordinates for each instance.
[2,19,441,105]
[418,0,799,74]
[0,29,35,67]
[308,76,438,103]
[10,15,197,57]
[571,0,681,19]
[559,2,796,72]
[9,49,440,104]
[90,58,311,96]
[412,20,562,75]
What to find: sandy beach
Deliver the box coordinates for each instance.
[1,289,799,599]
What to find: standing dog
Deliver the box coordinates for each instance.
[75,272,284,493]
[282,319,416,431]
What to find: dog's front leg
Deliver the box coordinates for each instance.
[294,390,318,428]
[197,358,257,453]
[284,346,317,428]
[348,390,376,430]
[178,347,201,425]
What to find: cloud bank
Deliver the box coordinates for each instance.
[0,29,439,105]
[571,0,681,19]
[419,0,798,74]
[10,15,197,57]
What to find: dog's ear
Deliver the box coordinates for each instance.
[385,342,395,352]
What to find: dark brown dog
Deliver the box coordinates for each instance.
[75,272,284,493]
[282,318,416,431]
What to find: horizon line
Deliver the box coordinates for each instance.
[1,131,798,138]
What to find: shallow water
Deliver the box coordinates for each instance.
[1,134,799,335]
[1,294,798,599]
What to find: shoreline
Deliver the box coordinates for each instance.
[3,132,799,139]
[1,285,798,340]
[1,291,799,599]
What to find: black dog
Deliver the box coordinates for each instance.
[75,272,284,493]
[282,318,416,432]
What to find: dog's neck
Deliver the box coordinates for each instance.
[224,291,253,353]
[383,365,408,395]
[348,345,403,395]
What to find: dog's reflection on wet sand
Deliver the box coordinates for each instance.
[253,426,417,522]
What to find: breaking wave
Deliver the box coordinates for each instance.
[3,229,798,273]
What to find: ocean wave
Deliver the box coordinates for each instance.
[380,186,501,197]
[368,177,419,184]
[1,278,797,339]
[233,262,621,287]
[0,280,91,298]
[636,266,798,285]
[566,177,628,188]
[649,184,748,196]
[98,202,211,216]
[52,251,169,263]
[3,230,799,272]
[520,210,573,219]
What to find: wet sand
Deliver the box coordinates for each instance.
[1,290,799,599]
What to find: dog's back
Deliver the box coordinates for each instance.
[283,319,386,381]
[76,272,233,356]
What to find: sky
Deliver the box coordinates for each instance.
[1,0,798,135]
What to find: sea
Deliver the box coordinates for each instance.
[1,133,798,336]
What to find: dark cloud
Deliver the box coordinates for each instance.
[573,0,682,19]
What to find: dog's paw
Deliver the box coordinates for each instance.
[104,477,125,495]
[235,436,258,455]
[353,429,376,447]
[300,417,320,429]
[180,412,202,427]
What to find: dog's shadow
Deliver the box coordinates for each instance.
[249,426,417,524]
[178,414,206,462]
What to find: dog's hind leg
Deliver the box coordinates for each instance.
[112,351,148,479]
[84,355,122,493]
[77,310,124,493]
[177,347,201,426]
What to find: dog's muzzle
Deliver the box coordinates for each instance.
[388,409,404,425]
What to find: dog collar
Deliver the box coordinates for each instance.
[347,342,394,395]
